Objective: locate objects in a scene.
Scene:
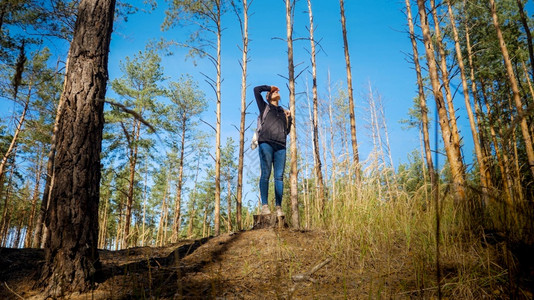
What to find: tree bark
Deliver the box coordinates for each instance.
[446,0,489,205]
[214,0,222,236]
[339,0,361,186]
[123,119,141,248]
[235,0,249,232]
[405,0,436,190]
[429,0,462,154]
[286,0,300,228]
[516,0,534,81]
[24,143,45,248]
[33,67,67,248]
[489,0,534,178]
[171,121,186,242]
[39,0,115,296]
[464,9,493,196]
[416,0,466,201]
[307,0,325,211]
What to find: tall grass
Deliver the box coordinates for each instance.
[300,165,522,298]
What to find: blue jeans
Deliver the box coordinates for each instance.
[258,142,286,207]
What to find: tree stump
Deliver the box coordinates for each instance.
[253,214,288,229]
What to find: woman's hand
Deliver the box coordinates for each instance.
[284,109,291,119]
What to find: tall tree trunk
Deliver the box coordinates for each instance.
[429,0,462,154]
[234,0,249,232]
[0,151,17,246]
[123,120,141,248]
[464,10,493,195]
[446,0,489,205]
[481,80,513,203]
[24,144,45,248]
[39,0,115,295]
[416,0,466,202]
[214,0,222,236]
[327,72,338,209]
[0,42,27,181]
[285,0,300,228]
[202,201,209,238]
[171,123,186,243]
[489,0,534,178]
[307,0,325,211]
[516,0,534,81]
[157,177,169,247]
[226,178,232,232]
[405,0,437,205]
[339,0,361,186]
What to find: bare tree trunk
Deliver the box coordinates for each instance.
[226,179,232,232]
[171,124,186,243]
[98,192,109,249]
[39,0,115,295]
[464,10,493,196]
[416,0,466,202]
[0,42,28,181]
[446,0,489,205]
[24,144,45,248]
[123,120,140,249]
[405,0,436,198]
[307,0,325,212]
[214,0,222,236]
[516,0,534,80]
[489,0,534,178]
[339,0,361,185]
[0,151,17,246]
[285,0,299,228]
[481,80,513,203]
[234,0,250,232]
[202,201,209,238]
[429,0,462,154]
[327,72,338,209]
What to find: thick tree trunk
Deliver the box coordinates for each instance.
[39,0,115,296]
[286,0,300,228]
[307,0,325,211]
[33,75,67,248]
[489,0,534,178]
[416,0,466,201]
[235,0,249,232]
[446,0,489,205]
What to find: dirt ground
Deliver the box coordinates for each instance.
[0,227,532,299]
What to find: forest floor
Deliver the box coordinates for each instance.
[1,225,533,299]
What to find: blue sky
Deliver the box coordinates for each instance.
[107,0,426,167]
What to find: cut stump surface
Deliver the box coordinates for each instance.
[253,214,288,229]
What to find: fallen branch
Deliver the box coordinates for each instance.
[291,257,332,283]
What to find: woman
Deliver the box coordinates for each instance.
[253,85,292,216]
